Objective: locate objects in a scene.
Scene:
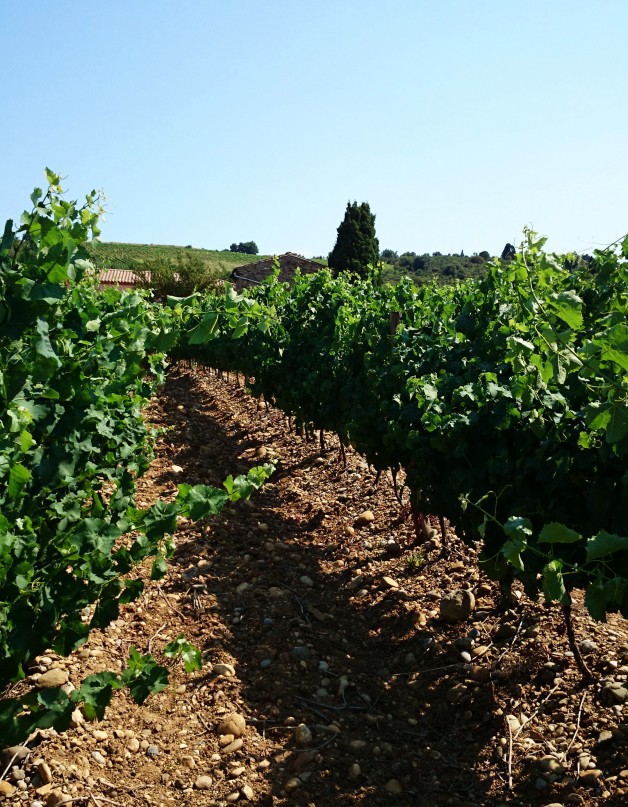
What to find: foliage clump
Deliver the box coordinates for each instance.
[229,241,258,255]
[328,201,380,278]
[0,171,272,744]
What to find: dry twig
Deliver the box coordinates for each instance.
[197,712,213,734]
[513,685,559,741]
[156,586,186,619]
[558,690,588,763]
[495,616,525,666]
[506,715,514,791]
[146,623,168,654]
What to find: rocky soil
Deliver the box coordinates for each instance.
[2,365,628,807]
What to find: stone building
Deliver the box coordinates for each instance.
[231,253,323,289]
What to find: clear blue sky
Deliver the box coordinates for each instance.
[2,0,627,257]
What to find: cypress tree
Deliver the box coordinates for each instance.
[328,201,380,278]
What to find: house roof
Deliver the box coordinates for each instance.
[99,269,143,285]
[98,269,181,286]
[231,253,323,287]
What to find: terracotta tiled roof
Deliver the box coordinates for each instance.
[99,269,144,285]
[98,270,181,286]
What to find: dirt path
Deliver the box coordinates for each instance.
[3,366,628,806]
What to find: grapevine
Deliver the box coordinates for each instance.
[172,231,628,622]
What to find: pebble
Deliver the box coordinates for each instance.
[195,775,213,790]
[300,575,314,587]
[37,762,52,784]
[213,663,236,677]
[1,746,29,766]
[127,738,140,752]
[440,589,475,622]
[284,777,301,793]
[260,659,273,669]
[460,651,472,663]
[240,784,254,800]
[0,781,15,798]
[35,668,69,688]
[292,646,310,661]
[578,753,591,769]
[506,715,521,732]
[469,665,491,684]
[219,714,247,738]
[90,751,106,765]
[294,724,313,747]
[601,680,628,704]
[449,561,465,571]
[348,763,361,779]
[539,756,564,775]
[221,738,244,755]
[580,769,603,785]
[146,745,159,758]
[384,779,403,794]
[382,576,399,589]
[354,510,375,527]
[350,739,367,750]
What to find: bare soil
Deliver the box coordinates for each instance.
[5,365,628,807]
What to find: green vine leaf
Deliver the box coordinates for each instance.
[539,523,582,544]
[586,531,628,561]
[543,560,569,605]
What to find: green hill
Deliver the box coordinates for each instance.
[86,242,493,291]
[86,241,267,282]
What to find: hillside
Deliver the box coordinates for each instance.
[86,242,490,289]
[381,253,490,286]
[85,242,267,283]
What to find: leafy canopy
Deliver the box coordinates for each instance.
[328,201,380,279]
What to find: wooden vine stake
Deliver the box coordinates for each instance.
[389,311,401,339]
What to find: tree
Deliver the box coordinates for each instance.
[380,248,398,264]
[501,243,516,261]
[229,241,258,255]
[412,254,430,272]
[328,201,380,277]
[398,251,416,270]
